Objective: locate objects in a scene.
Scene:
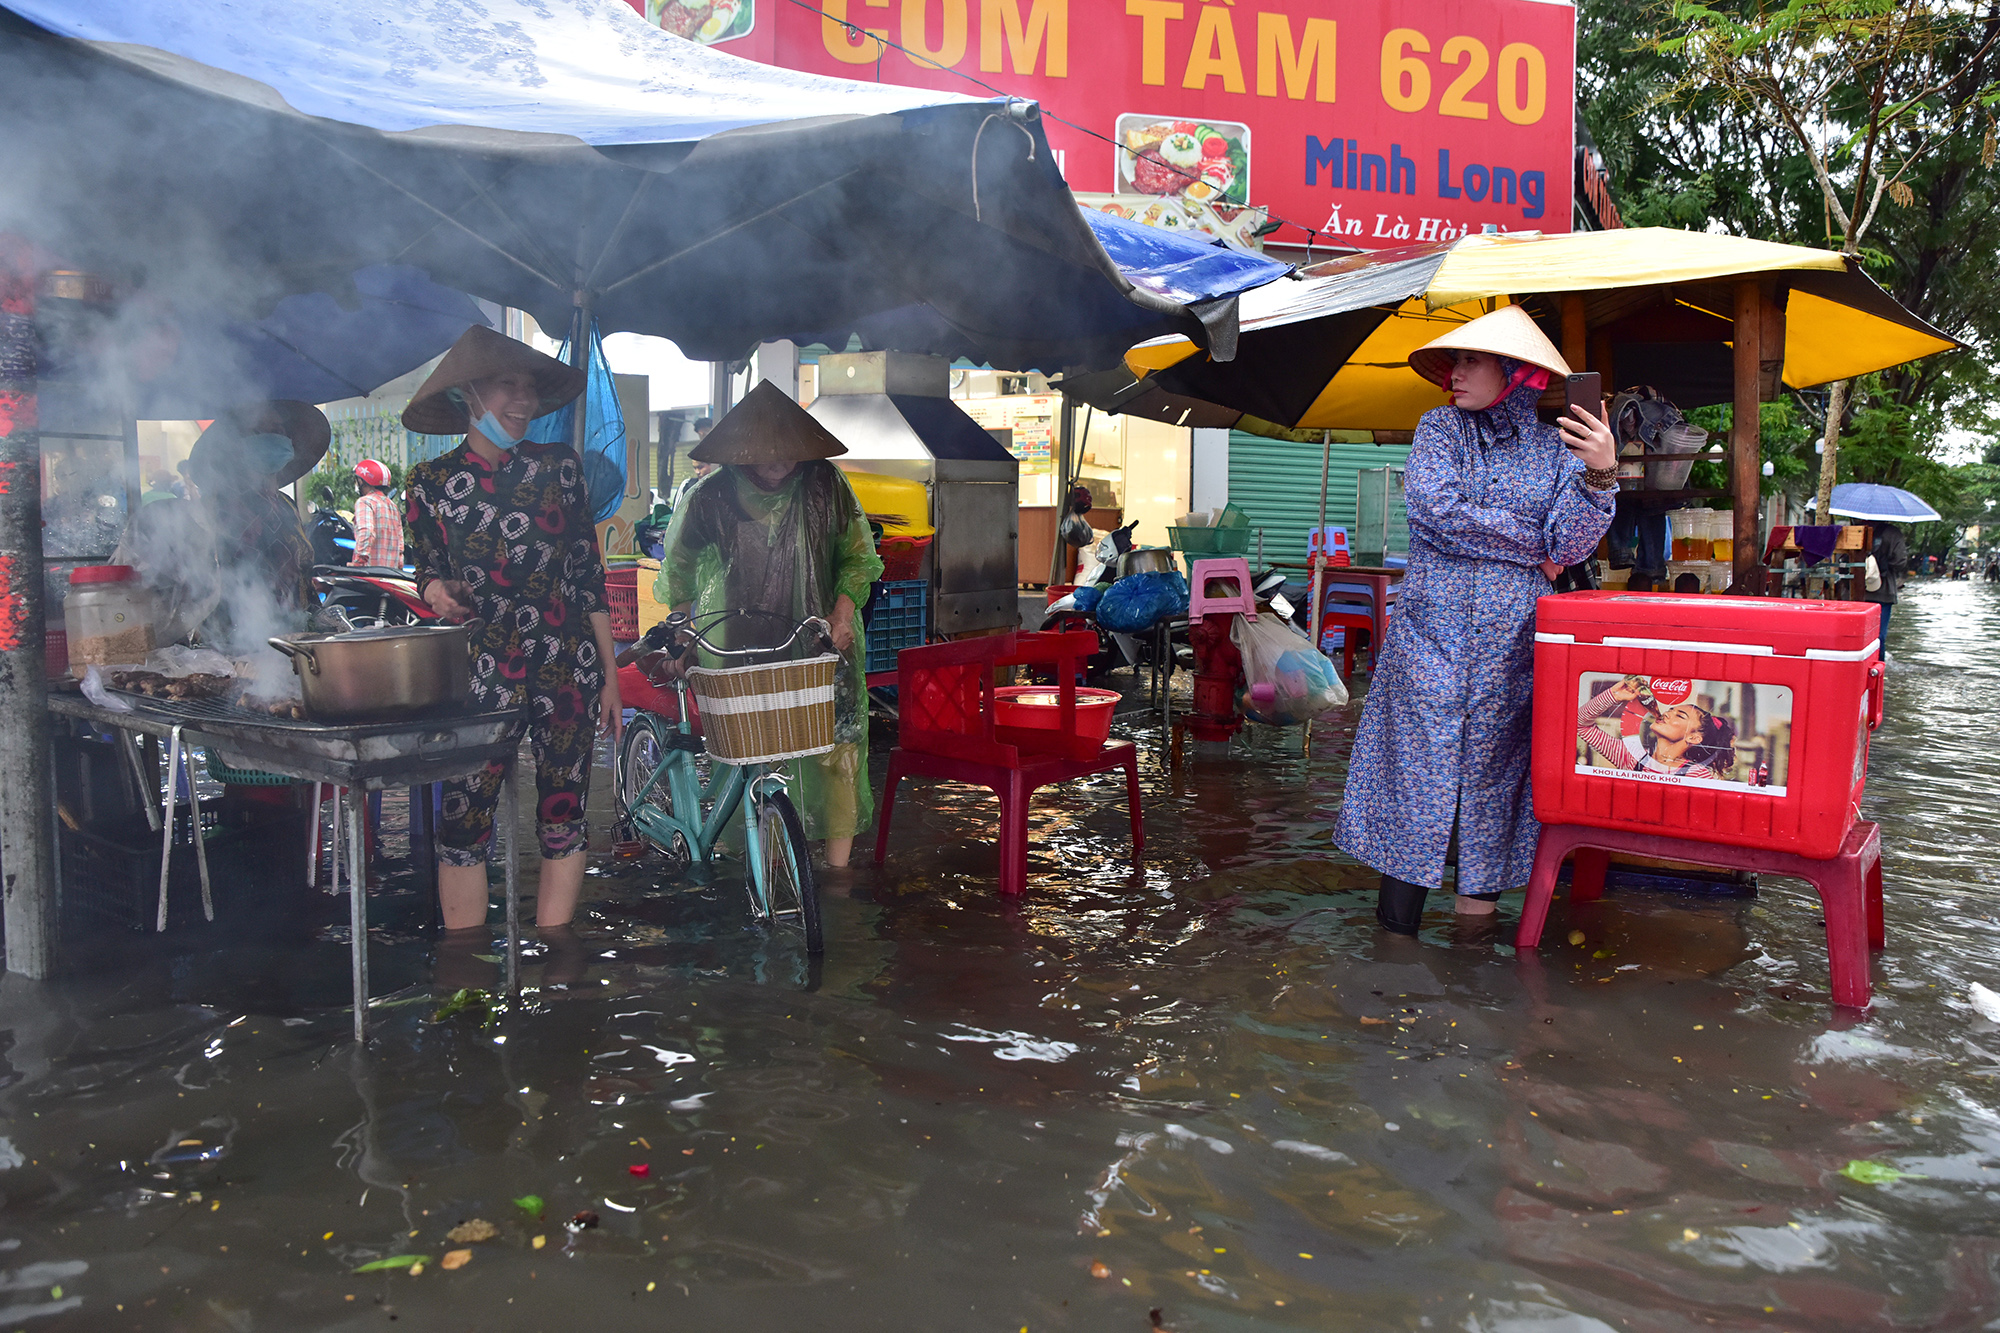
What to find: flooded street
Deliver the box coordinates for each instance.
[6,580,2000,1332]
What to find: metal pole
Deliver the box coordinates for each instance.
[348,792,369,1043]
[1049,396,1075,586]
[1308,433,1331,673]
[0,241,56,977]
[570,291,592,455]
[503,767,521,994]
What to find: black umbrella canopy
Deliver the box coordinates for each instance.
[0,5,1226,375]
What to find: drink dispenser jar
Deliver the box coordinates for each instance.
[1533,592,1883,859]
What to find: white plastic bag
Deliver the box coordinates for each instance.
[1230,612,1347,725]
[1864,554,1882,593]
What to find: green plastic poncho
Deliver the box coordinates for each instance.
[657,460,884,842]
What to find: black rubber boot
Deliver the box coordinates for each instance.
[1376,874,1431,935]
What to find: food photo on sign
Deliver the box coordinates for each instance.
[1117,113,1250,205]
[1573,673,1791,794]
[640,0,753,44]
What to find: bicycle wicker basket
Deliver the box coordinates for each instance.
[686,653,840,765]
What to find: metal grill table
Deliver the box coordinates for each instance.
[48,690,527,1039]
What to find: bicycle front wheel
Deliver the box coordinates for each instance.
[616,712,692,871]
[751,790,823,956]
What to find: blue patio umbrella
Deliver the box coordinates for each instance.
[1817,483,1943,524]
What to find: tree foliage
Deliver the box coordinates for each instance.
[1577,0,2000,532]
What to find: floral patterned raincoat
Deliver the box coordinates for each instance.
[1335,381,1615,893]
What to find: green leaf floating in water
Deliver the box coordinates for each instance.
[352,1255,431,1273]
[514,1194,545,1220]
[1841,1159,1918,1185]
[432,988,496,1024]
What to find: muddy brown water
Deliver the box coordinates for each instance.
[5,580,1999,1331]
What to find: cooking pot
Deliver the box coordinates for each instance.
[268,622,478,723]
[1115,547,1178,578]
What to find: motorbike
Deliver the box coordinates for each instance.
[314,564,434,627]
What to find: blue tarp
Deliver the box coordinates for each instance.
[0,1,1283,374]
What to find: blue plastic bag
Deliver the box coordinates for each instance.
[1072,585,1103,614]
[1095,571,1188,633]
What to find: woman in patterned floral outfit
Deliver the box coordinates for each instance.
[401,326,622,933]
[1335,307,1618,934]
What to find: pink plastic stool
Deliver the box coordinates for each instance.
[1187,557,1256,624]
[1516,821,1885,1009]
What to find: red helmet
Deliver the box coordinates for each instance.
[353,459,392,488]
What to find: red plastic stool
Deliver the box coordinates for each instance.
[1516,821,1885,1009]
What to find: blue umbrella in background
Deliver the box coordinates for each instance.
[1815,483,1943,524]
[135,265,491,418]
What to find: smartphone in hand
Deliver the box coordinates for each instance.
[1564,372,1602,429]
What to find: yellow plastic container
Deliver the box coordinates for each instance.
[837,467,934,538]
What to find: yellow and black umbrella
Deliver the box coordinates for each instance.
[1102,227,1957,437]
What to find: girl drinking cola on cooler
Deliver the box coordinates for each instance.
[1577,676,1740,781]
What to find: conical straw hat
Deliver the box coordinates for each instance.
[1408,305,1571,387]
[402,325,585,434]
[692,380,848,465]
[190,399,330,487]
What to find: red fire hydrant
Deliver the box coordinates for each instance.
[1182,612,1244,744]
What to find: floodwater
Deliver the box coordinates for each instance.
[6,579,2000,1332]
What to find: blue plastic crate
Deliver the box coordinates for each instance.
[866,579,928,674]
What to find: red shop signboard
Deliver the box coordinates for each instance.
[627,0,1576,250]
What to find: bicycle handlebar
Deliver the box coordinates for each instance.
[658,609,833,663]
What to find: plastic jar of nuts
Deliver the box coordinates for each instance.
[65,564,156,669]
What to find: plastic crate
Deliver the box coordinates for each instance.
[62,801,311,932]
[878,534,933,582]
[865,579,927,674]
[605,566,639,640]
[45,628,66,678]
[1168,526,1252,555]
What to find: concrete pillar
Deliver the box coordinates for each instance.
[0,241,56,978]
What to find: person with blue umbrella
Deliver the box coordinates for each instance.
[1825,482,1939,661]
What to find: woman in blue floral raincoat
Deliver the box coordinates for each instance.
[1336,306,1619,934]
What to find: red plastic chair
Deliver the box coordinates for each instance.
[1516,821,1885,1009]
[875,630,1142,896]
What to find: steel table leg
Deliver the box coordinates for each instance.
[503,767,521,994]
[156,726,181,932]
[307,782,321,889]
[184,743,212,922]
[348,791,369,1043]
[123,730,160,833]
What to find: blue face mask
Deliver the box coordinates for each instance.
[242,432,294,475]
[456,386,527,448]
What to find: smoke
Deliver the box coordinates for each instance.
[208,561,304,700]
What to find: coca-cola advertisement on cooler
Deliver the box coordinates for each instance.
[1574,674,1793,796]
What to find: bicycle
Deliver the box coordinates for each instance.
[613,610,829,956]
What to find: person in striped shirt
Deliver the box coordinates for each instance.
[350,458,404,570]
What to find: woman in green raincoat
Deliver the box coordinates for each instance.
[656,382,883,867]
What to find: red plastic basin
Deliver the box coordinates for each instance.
[993,685,1120,747]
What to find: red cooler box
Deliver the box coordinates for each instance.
[1533,592,1884,860]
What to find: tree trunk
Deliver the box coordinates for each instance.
[1815,378,1850,519]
